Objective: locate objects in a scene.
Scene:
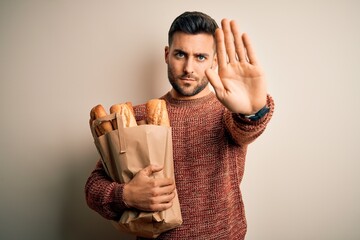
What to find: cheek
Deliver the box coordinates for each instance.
[167,62,179,78]
[169,60,183,73]
[197,63,212,75]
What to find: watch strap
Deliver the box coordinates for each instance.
[243,105,270,121]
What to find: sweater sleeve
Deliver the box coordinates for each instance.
[224,94,275,146]
[84,160,129,221]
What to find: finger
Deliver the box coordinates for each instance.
[155,177,175,188]
[158,181,176,193]
[221,19,236,63]
[230,20,246,62]
[205,68,225,95]
[142,164,163,176]
[148,188,176,211]
[214,28,227,69]
[151,191,175,210]
[242,33,258,65]
[152,200,174,212]
[158,191,176,203]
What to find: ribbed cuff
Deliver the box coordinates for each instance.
[111,183,130,213]
[234,95,274,125]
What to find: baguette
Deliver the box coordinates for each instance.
[89,104,113,136]
[146,99,170,127]
[110,102,137,129]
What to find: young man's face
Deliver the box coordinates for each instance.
[165,32,217,99]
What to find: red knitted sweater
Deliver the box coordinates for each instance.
[85,92,274,239]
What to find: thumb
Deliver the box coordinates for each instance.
[205,68,224,95]
[142,164,163,176]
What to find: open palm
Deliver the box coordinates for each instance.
[206,19,267,114]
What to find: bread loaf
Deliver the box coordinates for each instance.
[90,99,169,137]
[146,99,170,127]
[89,104,113,136]
[110,102,137,129]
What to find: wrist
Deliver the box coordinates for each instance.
[112,183,131,211]
[242,105,269,121]
[122,183,131,208]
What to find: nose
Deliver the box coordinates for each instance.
[183,58,194,74]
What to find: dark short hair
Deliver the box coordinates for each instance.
[168,11,218,45]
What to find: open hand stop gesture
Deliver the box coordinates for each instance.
[206,19,267,115]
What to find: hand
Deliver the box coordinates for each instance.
[206,19,267,114]
[123,165,176,212]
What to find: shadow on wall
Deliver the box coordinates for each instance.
[59,150,135,240]
[58,52,164,240]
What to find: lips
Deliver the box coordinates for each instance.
[180,78,195,81]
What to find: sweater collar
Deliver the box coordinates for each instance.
[163,91,216,107]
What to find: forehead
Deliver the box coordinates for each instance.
[170,32,215,53]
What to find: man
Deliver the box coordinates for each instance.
[85,11,274,239]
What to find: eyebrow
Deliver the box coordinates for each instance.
[173,49,210,57]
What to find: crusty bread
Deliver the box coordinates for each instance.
[110,102,137,129]
[90,99,169,137]
[90,104,113,136]
[146,99,170,127]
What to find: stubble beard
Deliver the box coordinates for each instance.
[167,66,208,97]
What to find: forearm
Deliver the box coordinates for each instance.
[224,94,274,145]
[85,160,128,220]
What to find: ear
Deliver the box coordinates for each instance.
[164,46,170,64]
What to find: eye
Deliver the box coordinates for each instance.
[175,52,185,58]
[197,55,206,61]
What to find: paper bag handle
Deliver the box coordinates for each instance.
[91,113,127,153]
[115,112,127,153]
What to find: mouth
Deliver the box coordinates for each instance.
[180,77,196,82]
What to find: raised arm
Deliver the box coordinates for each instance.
[206,19,267,115]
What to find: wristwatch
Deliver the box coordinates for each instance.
[243,105,270,121]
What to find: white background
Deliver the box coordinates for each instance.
[1,0,359,239]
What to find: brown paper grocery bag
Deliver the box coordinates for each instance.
[90,112,182,238]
